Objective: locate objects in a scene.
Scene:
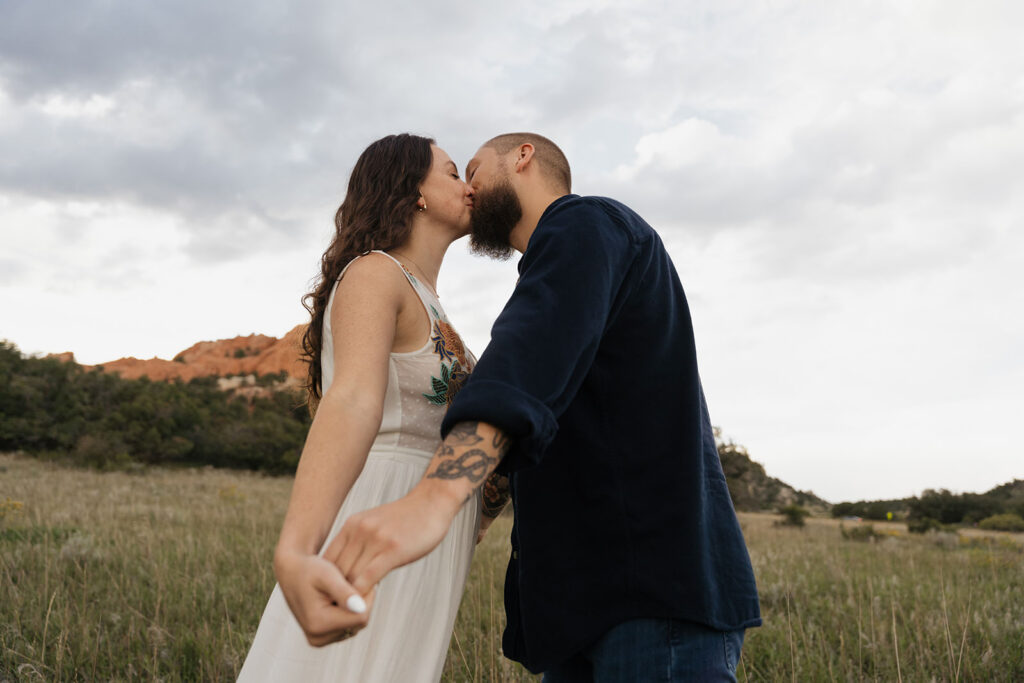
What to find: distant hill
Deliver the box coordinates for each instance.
[715,432,830,513]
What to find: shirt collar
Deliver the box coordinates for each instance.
[517,194,579,273]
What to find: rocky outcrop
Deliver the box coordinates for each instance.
[717,439,830,513]
[246,325,307,381]
[94,325,308,383]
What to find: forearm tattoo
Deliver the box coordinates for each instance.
[431,448,495,483]
[481,472,511,519]
[448,421,484,446]
[427,422,512,495]
[491,430,510,453]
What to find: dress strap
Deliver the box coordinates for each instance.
[363,250,444,322]
[336,251,366,281]
[369,250,420,287]
[336,250,416,288]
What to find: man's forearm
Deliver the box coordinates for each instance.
[419,421,511,507]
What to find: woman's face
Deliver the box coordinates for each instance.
[418,145,473,237]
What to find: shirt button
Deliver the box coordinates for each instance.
[512,551,518,560]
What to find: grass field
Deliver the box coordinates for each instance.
[1,453,1022,681]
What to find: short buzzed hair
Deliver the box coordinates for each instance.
[484,132,571,193]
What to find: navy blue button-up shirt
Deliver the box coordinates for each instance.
[442,195,761,673]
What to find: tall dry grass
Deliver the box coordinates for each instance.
[736,514,1023,681]
[1,454,1021,681]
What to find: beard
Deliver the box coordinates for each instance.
[469,176,522,261]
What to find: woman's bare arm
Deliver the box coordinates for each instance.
[271,254,410,645]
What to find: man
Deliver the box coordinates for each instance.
[324,133,761,681]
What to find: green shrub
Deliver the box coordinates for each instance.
[256,370,290,387]
[978,513,1024,532]
[777,504,810,527]
[73,434,132,470]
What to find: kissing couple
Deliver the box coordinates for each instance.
[237,132,761,682]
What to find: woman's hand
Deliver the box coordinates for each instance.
[273,549,376,647]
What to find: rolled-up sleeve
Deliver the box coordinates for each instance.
[441,199,639,471]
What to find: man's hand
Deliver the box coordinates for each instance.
[274,550,376,647]
[323,481,464,594]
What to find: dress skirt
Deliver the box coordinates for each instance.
[237,445,480,683]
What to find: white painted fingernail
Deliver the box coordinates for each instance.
[346,595,366,614]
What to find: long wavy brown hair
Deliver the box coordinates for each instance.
[301,133,435,412]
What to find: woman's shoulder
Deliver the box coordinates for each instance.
[326,253,411,329]
[335,251,407,294]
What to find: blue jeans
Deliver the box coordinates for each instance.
[542,618,745,682]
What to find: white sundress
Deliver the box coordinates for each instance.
[237,250,481,683]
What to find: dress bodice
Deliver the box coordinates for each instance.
[320,250,476,453]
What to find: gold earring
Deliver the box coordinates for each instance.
[417,201,427,212]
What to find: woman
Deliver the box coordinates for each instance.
[238,134,480,682]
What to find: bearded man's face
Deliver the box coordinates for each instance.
[469,171,522,261]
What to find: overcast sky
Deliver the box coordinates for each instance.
[2,0,1021,502]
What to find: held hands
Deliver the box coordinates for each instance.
[279,482,459,647]
[274,488,452,648]
[273,550,376,647]
[323,422,509,586]
[322,480,464,596]
[281,421,509,646]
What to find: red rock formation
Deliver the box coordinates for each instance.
[247,325,307,380]
[94,325,308,382]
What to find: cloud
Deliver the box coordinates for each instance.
[0,257,27,285]
[595,26,1024,287]
[0,0,558,262]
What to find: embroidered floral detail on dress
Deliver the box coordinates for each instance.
[423,320,472,406]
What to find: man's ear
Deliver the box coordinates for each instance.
[513,143,535,173]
